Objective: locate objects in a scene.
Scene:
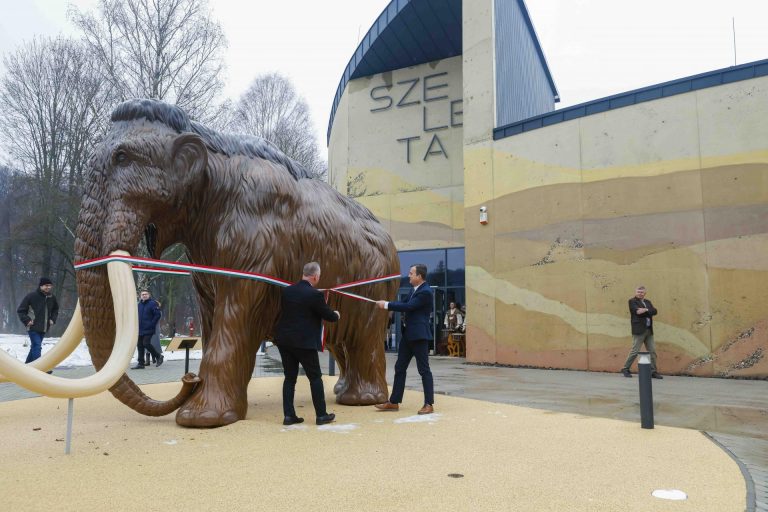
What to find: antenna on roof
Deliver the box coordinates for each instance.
[732,17,737,66]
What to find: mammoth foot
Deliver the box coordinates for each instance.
[333,377,346,395]
[334,377,388,405]
[175,387,246,428]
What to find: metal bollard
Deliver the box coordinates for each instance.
[638,351,654,429]
[328,350,335,377]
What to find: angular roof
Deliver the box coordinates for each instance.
[328,0,556,143]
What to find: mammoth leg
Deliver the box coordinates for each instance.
[329,343,348,395]
[176,281,265,428]
[332,301,389,405]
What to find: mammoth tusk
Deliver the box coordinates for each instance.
[0,302,84,383]
[0,250,138,398]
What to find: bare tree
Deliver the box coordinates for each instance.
[70,0,227,123]
[229,72,327,180]
[0,37,111,329]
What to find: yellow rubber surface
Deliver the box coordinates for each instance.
[0,377,745,511]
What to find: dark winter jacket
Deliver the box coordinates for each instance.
[17,289,59,335]
[629,297,657,335]
[138,299,162,336]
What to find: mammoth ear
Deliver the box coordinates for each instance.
[171,133,208,180]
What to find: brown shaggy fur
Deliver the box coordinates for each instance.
[75,99,399,428]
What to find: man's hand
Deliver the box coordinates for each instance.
[334,311,341,320]
[27,320,33,327]
[49,319,54,326]
[375,300,387,310]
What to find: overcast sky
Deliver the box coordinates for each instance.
[1,0,767,159]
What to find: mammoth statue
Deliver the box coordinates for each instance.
[0,99,399,428]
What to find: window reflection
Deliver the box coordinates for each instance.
[397,250,445,288]
[447,248,465,287]
[391,248,466,352]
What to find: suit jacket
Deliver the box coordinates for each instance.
[629,297,657,335]
[387,282,433,342]
[274,280,339,350]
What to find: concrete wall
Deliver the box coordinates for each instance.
[328,56,465,251]
[328,0,768,378]
[468,75,768,377]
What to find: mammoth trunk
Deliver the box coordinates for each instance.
[74,191,197,416]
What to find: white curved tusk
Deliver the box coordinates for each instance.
[0,302,84,383]
[0,250,138,398]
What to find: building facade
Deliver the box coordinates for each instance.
[328,0,768,377]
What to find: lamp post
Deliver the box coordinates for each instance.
[638,351,654,429]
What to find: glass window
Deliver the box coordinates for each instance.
[446,248,465,287]
[397,250,446,288]
[446,288,466,310]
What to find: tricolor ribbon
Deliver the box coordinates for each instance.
[75,254,400,352]
[74,255,400,302]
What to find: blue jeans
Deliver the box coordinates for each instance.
[25,330,44,363]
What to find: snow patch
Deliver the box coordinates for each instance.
[317,423,358,433]
[394,413,442,424]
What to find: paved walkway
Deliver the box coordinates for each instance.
[1,349,766,510]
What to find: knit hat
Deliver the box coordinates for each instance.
[38,277,53,286]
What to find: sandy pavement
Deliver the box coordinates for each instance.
[0,377,745,511]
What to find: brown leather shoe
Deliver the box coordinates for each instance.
[417,404,434,415]
[374,401,399,411]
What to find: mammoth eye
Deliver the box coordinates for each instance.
[113,150,130,166]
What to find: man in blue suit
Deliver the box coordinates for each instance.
[274,262,340,426]
[374,263,435,415]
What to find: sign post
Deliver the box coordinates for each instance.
[167,336,203,374]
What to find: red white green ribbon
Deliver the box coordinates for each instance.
[74,255,400,302]
[75,254,400,353]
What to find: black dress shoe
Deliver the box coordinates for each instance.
[316,413,335,425]
[283,416,304,426]
[621,368,632,378]
[131,364,145,370]
[652,372,663,379]
[156,355,164,367]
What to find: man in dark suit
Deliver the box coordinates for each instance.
[374,263,435,415]
[274,262,340,426]
[621,285,662,379]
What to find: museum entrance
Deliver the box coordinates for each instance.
[385,248,465,355]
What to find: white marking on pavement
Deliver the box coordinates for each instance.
[652,489,687,500]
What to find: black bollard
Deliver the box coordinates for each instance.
[328,350,335,377]
[638,351,654,429]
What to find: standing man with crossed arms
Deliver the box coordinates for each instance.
[374,263,435,415]
[621,285,662,379]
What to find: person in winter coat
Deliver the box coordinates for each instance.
[17,277,59,364]
[131,290,164,369]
